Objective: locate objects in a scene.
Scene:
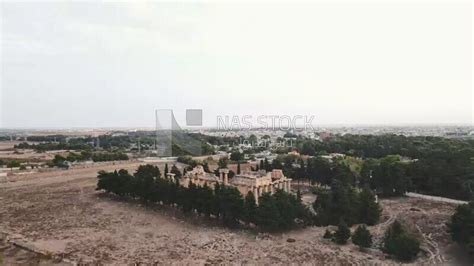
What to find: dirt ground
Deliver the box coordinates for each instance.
[0,162,469,265]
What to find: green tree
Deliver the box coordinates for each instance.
[242,191,257,224]
[51,155,68,168]
[202,162,211,173]
[218,157,229,168]
[383,220,420,262]
[256,193,281,231]
[135,164,161,179]
[219,186,244,227]
[448,202,474,256]
[230,151,244,162]
[170,164,182,178]
[333,220,351,244]
[358,187,382,225]
[352,225,372,248]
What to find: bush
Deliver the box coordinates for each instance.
[352,225,372,248]
[448,202,474,257]
[177,156,198,168]
[383,220,420,261]
[333,220,351,244]
[323,229,333,239]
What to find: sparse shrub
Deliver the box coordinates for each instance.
[323,229,333,239]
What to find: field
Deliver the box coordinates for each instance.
[0,161,469,265]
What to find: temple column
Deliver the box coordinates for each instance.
[219,168,229,185]
[253,187,259,204]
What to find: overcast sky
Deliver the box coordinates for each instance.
[0,1,472,129]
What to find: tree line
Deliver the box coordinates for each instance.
[313,180,381,226]
[50,151,128,167]
[96,164,313,231]
[291,134,474,200]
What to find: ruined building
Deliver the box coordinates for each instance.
[166,165,292,204]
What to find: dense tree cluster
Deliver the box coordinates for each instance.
[91,152,128,162]
[230,151,244,162]
[448,202,474,257]
[6,160,21,169]
[295,134,474,159]
[0,136,11,141]
[25,135,68,142]
[292,134,474,200]
[13,132,216,156]
[177,156,199,168]
[15,142,92,152]
[96,164,313,231]
[313,181,381,226]
[49,151,128,168]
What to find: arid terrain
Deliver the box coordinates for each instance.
[0,161,469,265]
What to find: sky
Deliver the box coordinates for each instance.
[0,1,472,129]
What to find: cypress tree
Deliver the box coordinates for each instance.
[256,193,281,231]
[242,191,257,224]
[334,220,351,244]
[352,225,372,248]
[359,187,381,225]
[171,164,182,179]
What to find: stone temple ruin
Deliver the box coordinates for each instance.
[166,165,292,204]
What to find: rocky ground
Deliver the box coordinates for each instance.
[0,162,469,265]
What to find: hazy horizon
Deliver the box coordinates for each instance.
[1,1,472,129]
